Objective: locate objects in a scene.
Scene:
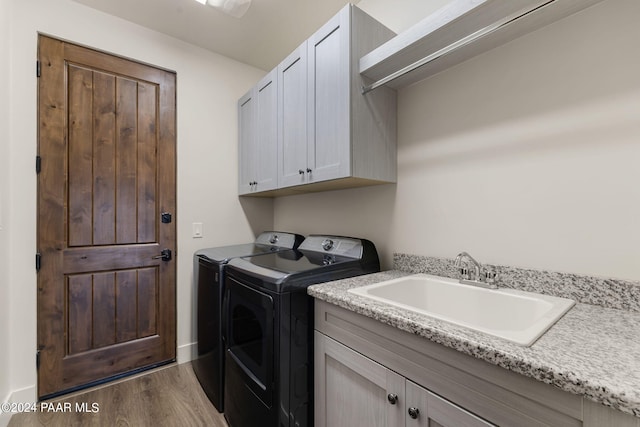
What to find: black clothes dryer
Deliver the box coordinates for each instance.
[192,231,303,412]
[222,235,380,427]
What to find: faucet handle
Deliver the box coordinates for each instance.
[459,267,470,280]
[484,270,498,284]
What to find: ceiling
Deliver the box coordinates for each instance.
[71,0,361,71]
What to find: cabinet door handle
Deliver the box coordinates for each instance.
[298,169,305,175]
[306,168,312,173]
[387,393,398,405]
[408,407,420,419]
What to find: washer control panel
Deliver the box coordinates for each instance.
[299,235,364,258]
[255,231,303,249]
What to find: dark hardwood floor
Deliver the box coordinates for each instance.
[9,363,228,427]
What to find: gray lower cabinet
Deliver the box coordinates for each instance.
[314,299,640,427]
[238,69,278,195]
[315,331,494,427]
[315,330,404,427]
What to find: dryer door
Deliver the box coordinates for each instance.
[225,276,275,406]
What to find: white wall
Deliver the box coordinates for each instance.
[6,0,271,402]
[1,0,12,415]
[274,0,640,281]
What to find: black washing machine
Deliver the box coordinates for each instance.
[222,235,380,427]
[192,231,304,412]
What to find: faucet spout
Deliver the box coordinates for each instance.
[454,251,482,281]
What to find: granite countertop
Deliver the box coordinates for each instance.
[308,270,640,418]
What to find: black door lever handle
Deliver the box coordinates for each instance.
[152,249,172,261]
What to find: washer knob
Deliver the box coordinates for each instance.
[269,234,279,244]
[321,239,334,251]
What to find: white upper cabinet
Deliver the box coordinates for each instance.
[238,89,255,195]
[238,70,278,195]
[277,42,309,189]
[240,4,397,196]
[305,7,351,185]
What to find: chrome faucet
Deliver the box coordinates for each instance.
[453,251,498,289]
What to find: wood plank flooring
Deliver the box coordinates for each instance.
[9,363,228,427]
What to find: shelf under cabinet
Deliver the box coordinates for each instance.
[359,0,606,90]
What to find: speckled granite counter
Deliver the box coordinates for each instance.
[308,269,640,418]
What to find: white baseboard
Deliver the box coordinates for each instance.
[0,410,11,427]
[8,385,36,403]
[1,385,37,427]
[177,342,197,365]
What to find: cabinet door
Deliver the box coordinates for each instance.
[278,42,308,188]
[307,5,351,183]
[314,332,404,427]
[237,89,255,195]
[406,381,496,427]
[238,71,278,195]
[253,70,278,192]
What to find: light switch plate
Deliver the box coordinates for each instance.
[192,222,203,238]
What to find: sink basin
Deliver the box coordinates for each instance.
[348,274,575,346]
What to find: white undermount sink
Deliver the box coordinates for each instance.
[348,274,575,346]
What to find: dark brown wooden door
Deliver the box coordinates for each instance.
[37,35,177,399]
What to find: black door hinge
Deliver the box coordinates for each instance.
[36,350,41,370]
[36,156,41,174]
[36,60,41,78]
[36,253,42,272]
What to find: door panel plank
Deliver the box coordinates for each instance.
[37,36,67,396]
[67,274,93,355]
[116,270,138,343]
[93,272,116,348]
[64,42,170,85]
[115,77,139,244]
[157,71,177,358]
[137,82,157,244]
[63,335,165,385]
[137,267,158,337]
[68,65,94,247]
[63,243,160,274]
[93,72,117,245]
